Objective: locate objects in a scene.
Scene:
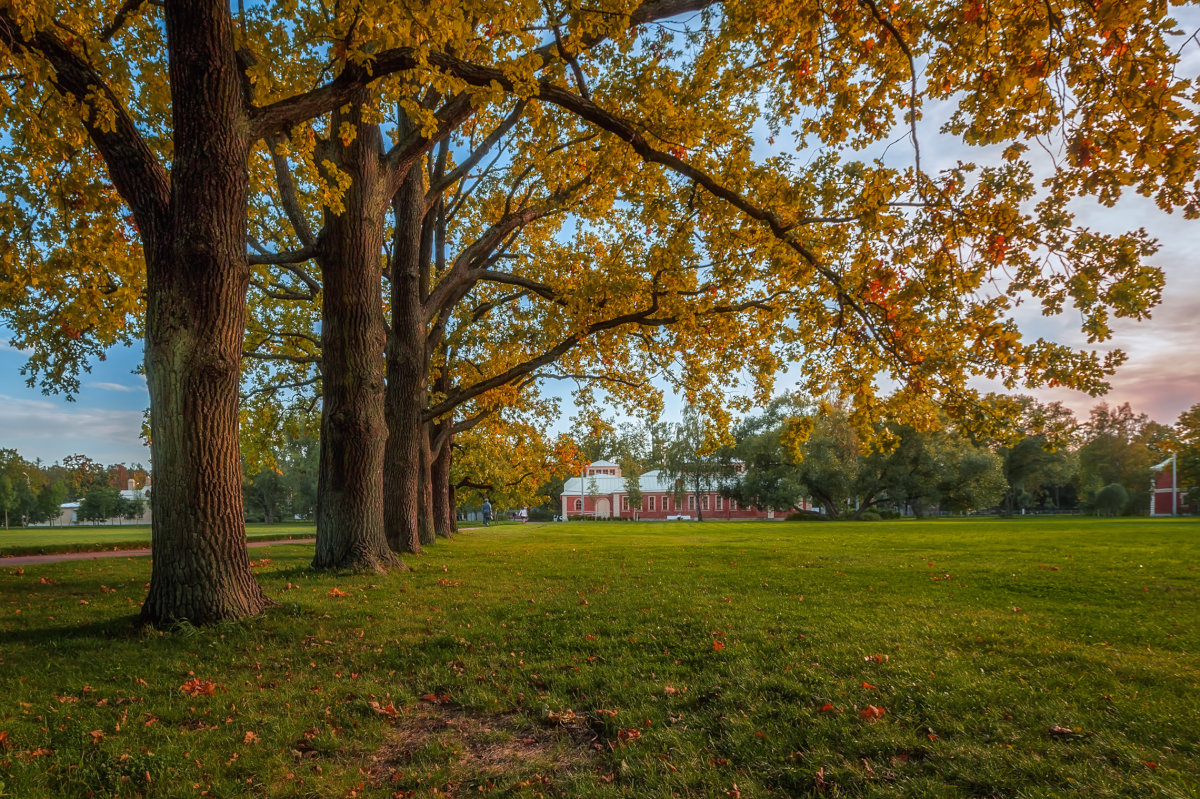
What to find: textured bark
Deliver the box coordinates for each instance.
[313,92,400,573]
[418,425,437,545]
[383,165,427,554]
[431,426,455,538]
[140,0,271,626]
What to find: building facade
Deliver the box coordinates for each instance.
[561,460,798,520]
[1150,465,1192,516]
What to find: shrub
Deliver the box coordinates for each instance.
[528,507,555,522]
[1093,483,1129,517]
[785,510,826,521]
[856,510,882,521]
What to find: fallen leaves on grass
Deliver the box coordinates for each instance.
[243,731,259,744]
[861,681,877,690]
[329,588,349,598]
[1049,725,1078,736]
[368,700,401,718]
[858,705,886,721]
[180,678,217,697]
[711,640,726,652]
[0,730,9,749]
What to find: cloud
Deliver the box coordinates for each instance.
[0,338,31,354]
[0,394,149,466]
[88,381,147,393]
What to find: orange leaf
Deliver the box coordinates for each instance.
[859,705,886,721]
[243,730,259,744]
[328,588,349,598]
[89,730,105,743]
[861,681,877,690]
[368,700,400,718]
[0,730,9,749]
[180,678,217,697]
[711,640,726,652]
[819,703,838,714]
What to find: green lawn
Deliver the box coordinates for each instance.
[1,518,1197,797]
[0,522,316,556]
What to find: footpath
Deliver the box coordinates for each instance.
[1,538,316,567]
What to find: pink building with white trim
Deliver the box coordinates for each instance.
[561,460,795,520]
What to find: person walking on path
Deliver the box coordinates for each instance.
[482,498,493,527]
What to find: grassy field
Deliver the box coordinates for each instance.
[0,522,317,557]
[0,518,1197,798]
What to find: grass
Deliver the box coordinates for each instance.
[0,522,317,557]
[0,517,1197,798]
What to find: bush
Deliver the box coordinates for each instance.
[856,510,882,521]
[528,506,555,522]
[1093,483,1129,517]
[877,509,902,520]
[785,510,826,521]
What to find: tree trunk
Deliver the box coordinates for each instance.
[141,0,271,625]
[431,426,455,538]
[313,91,400,573]
[418,425,436,545]
[383,165,427,554]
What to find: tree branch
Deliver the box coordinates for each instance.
[267,134,317,247]
[1,13,170,236]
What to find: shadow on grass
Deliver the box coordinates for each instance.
[4,613,145,646]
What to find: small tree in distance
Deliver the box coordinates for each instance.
[1093,484,1130,518]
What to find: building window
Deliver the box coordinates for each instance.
[688,495,696,510]
[716,496,724,510]
[622,496,629,511]
[662,495,671,511]
[648,495,656,512]
[574,498,582,511]
[702,495,710,510]
[731,499,738,511]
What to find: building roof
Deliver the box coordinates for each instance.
[563,469,735,496]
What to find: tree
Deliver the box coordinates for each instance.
[78,485,122,525]
[778,404,863,518]
[1078,403,1162,515]
[1093,483,1129,517]
[35,482,68,525]
[661,409,733,520]
[0,476,16,530]
[729,397,811,513]
[1176,403,1200,508]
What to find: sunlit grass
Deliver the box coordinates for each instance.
[0,517,1196,797]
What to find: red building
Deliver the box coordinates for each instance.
[561,460,803,520]
[1150,457,1192,516]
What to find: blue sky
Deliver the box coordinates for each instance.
[0,335,150,467]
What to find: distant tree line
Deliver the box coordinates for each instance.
[0,450,150,528]
[561,396,1200,519]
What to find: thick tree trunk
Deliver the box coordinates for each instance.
[313,92,400,573]
[431,426,455,538]
[141,0,271,626]
[383,166,427,554]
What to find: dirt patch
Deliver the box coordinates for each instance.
[369,703,596,792]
